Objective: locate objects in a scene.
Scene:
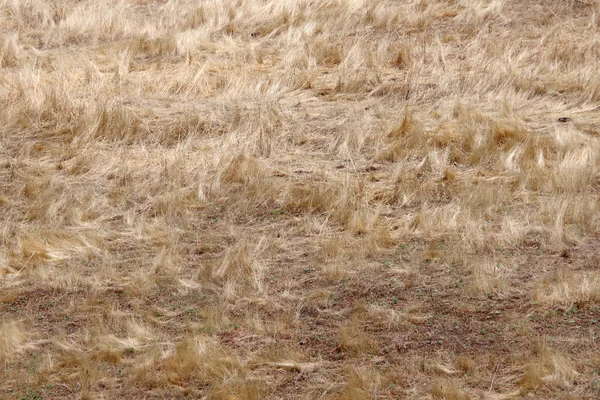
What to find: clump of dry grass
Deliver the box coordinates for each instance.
[0,320,33,363]
[164,336,243,384]
[466,258,512,298]
[519,340,580,393]
[534,271,600,307]
[338,318,377,358]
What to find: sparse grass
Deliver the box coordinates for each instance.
[1,0,599,398]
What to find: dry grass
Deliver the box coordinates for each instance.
[1,0,600,398]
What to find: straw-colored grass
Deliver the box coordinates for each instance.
[1,0,599,398]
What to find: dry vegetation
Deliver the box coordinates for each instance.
[1,0,600,398]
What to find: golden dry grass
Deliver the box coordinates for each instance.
[1,0,600,398]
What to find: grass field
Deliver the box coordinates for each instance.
[1,0,600,398]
